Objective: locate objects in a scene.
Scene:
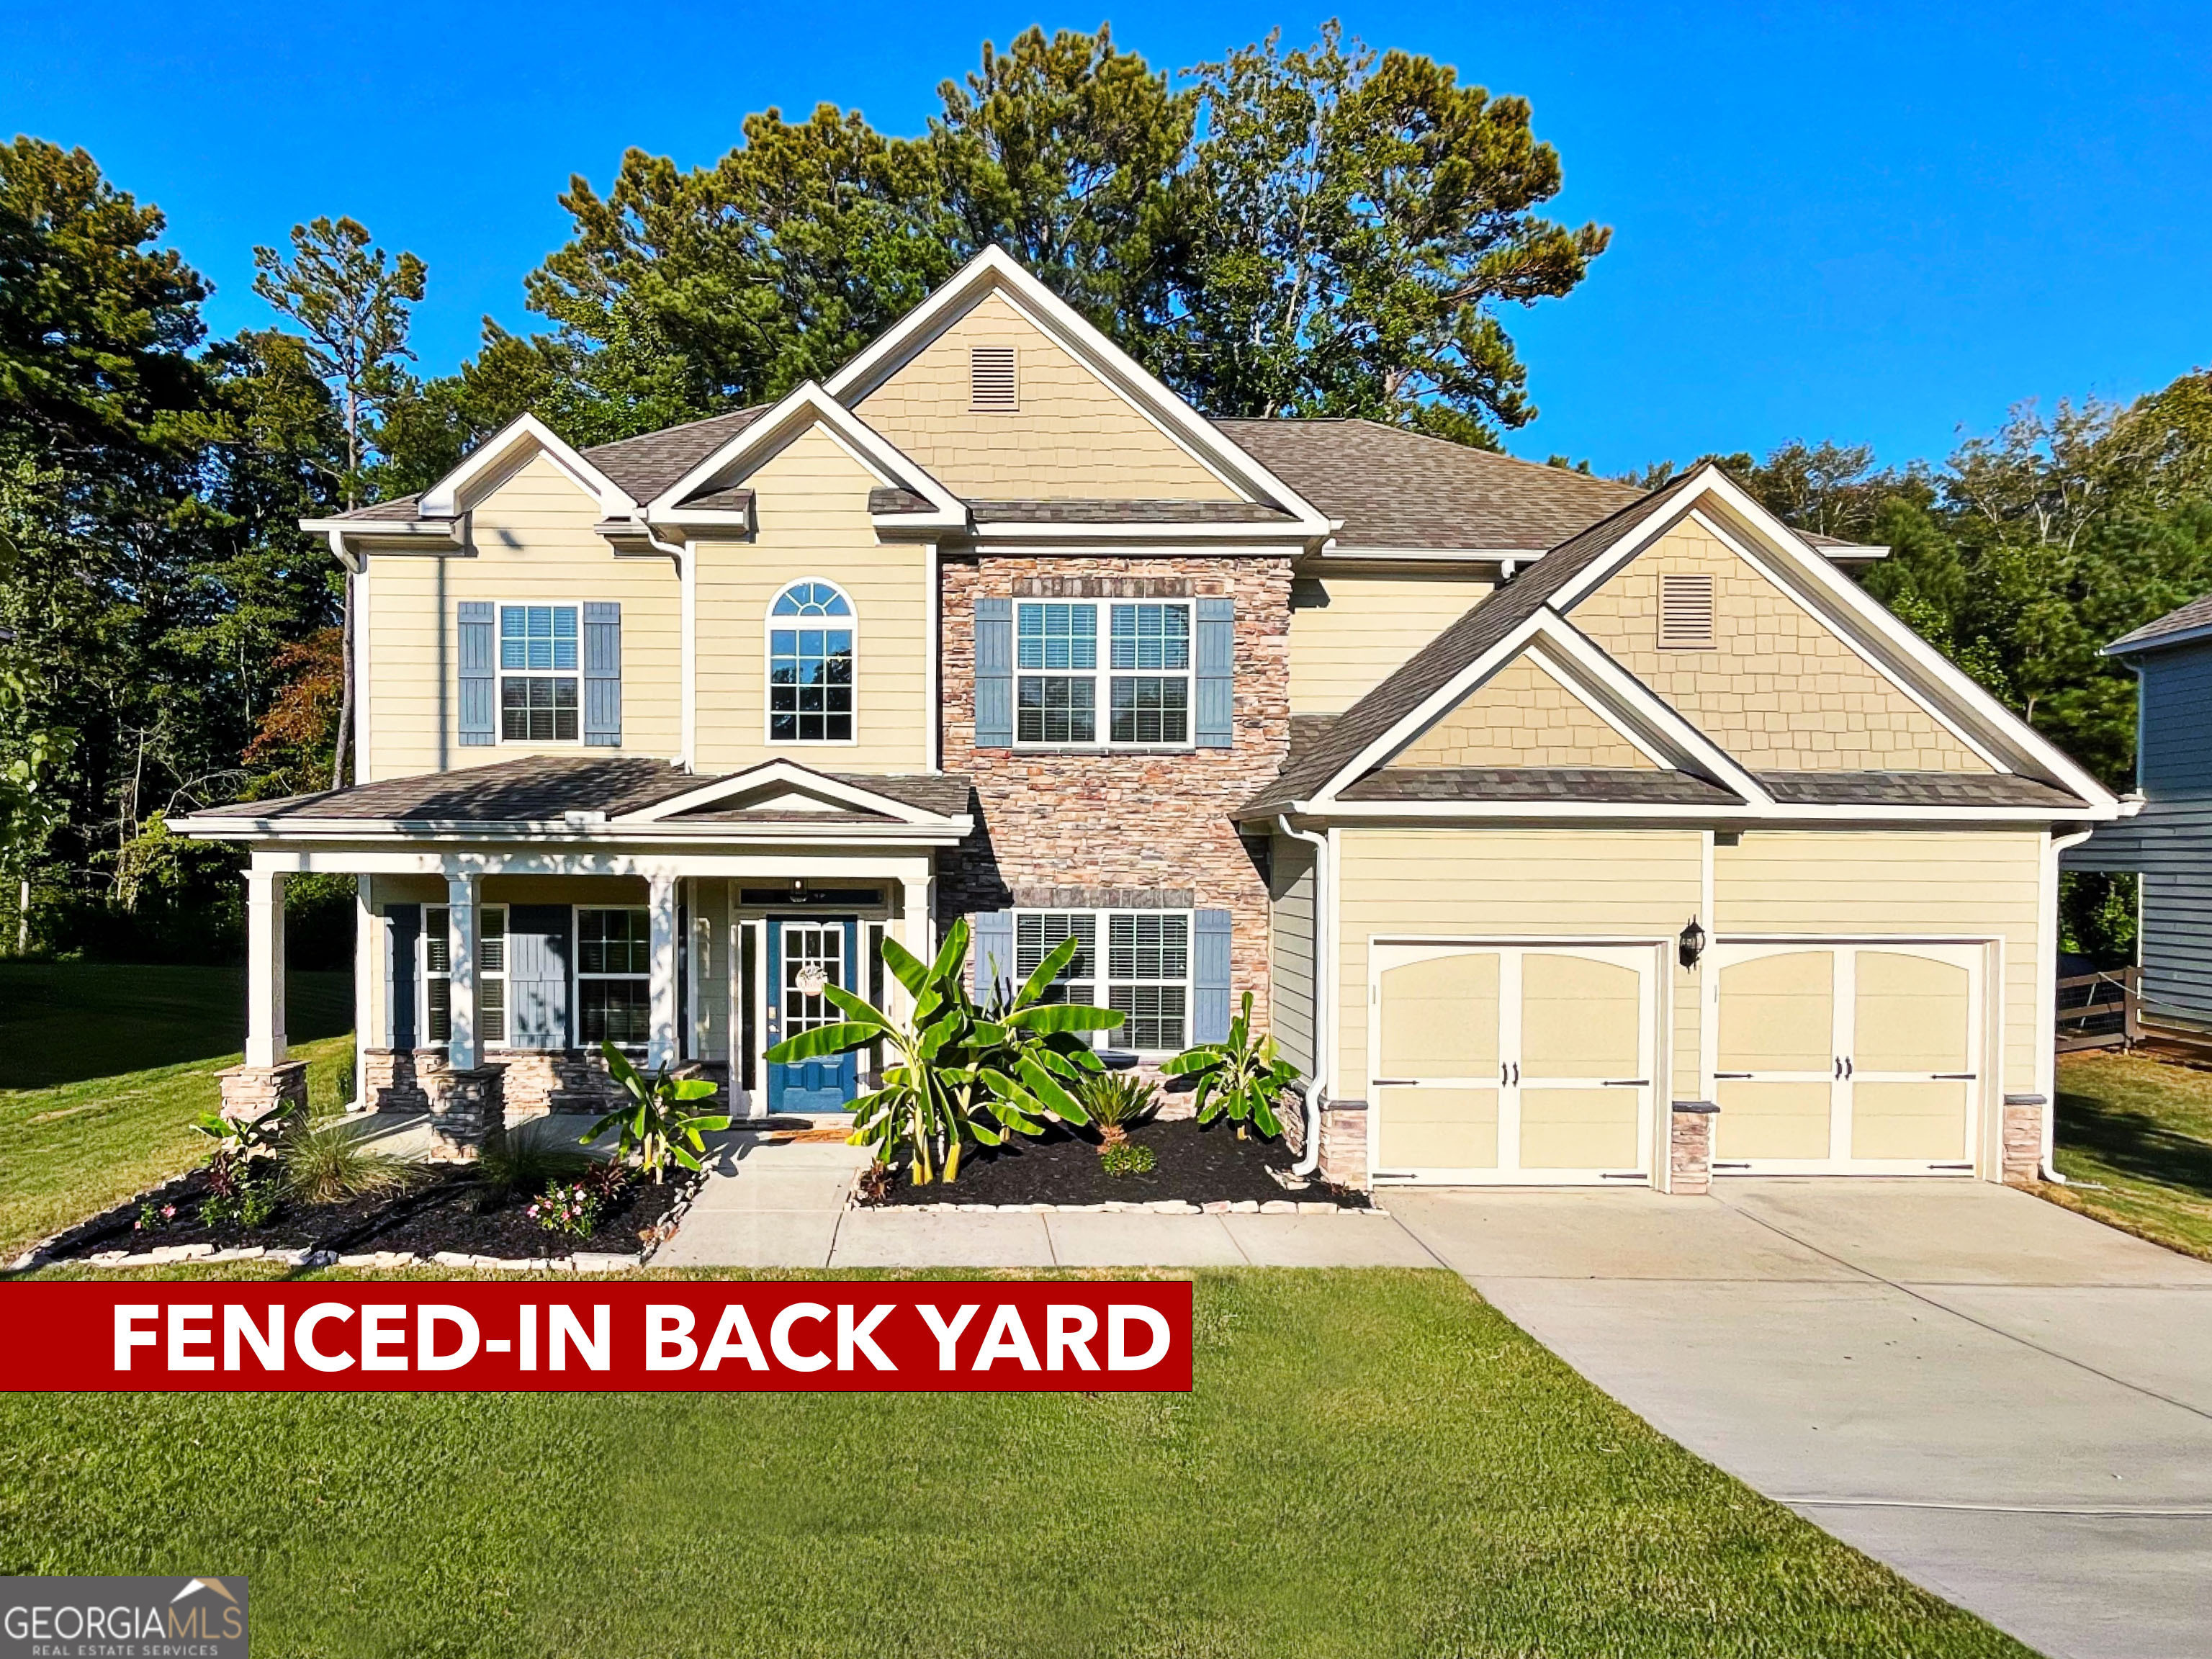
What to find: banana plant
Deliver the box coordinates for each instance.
[1161,991,1298,1139]
[765,916,1122,1184]
[585,1042,732,1183]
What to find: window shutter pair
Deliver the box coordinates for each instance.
[456,602,621,747]
[970,595,1233,748]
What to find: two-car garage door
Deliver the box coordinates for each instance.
[1369,938,1987,1185]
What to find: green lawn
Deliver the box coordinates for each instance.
[0,961,354,1089]
[0,1264,2026,1659]
[0,1028,354,1260]
[2048,1049,2212,1261]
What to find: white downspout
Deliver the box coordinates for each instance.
[1277,814,1328,1177]
[2039,827,2098,1184]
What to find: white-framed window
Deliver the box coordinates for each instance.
[423,904,507,1046]
[499,603,580,742]
[1016,601,1192,747]
[767,581,855,743]
[1015,909,1190,1051]
[577,907,651,1048]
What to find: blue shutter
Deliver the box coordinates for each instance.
[1195,598,1233,749]
[505,904,572,1048]
[387,905,421,1050]
[458,603,495,746]
[584,602,622,747]
[971,909,1015,1004]
[1194,907,1233,1043]
[975,597,1013,748]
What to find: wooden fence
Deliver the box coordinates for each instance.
[2055,966,2141,1053]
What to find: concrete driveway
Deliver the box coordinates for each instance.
[1388,1180,2212,1659]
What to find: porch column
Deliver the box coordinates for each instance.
[244,868,287,1067]
[898,873,934,1019]
[352,875,374,1108]
[445,871,480,1069]
[647,868,679,1071]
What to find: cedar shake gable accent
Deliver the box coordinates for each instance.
[1338,768,1743,805]
[1757,771,2089,810]
[1243,469,1712,815]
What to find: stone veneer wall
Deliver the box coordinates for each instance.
[937,554,1294,1028]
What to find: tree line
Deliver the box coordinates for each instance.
[1,20,2205,963]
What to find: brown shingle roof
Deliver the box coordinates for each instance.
[182,755,971,826]
[1339,768,1740,805]
[1213,418,1643,551]
[326,493,428,523]
[2106,591,2212,655]
[583,407,766,502]
[1242,469,1713,817]
[1755,772,2087,809]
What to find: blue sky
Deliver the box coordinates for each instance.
[6,1,2207,476]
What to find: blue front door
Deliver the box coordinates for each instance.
[766,917,860,1112]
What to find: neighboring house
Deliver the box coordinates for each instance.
[176,246,2120,1193]
[2065,593,2212,1047]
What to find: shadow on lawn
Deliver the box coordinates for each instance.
[2056,1086,2212,1200]
[0,963,353,1089]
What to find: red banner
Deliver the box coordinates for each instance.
[0,1282,1192,1392]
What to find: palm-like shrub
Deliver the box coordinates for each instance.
[585,1043,733,1183]
[765,917,1121,1184]
[1162,992,1298,1138]
[1079,1070,1159,1148]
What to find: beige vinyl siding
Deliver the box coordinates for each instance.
[1572,518,1990,772]
[1289,571,1496,714]
[1714,830,2044,1154]
[1267,833,1318,1077]
[852,290,1236,500]
[1334,830,1703,1105]
[364,450,682,779]
[691,425,930,774]
[1388,652,1653,770]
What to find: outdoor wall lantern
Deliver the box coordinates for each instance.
[1678,917,1707,970]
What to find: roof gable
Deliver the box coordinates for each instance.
[1382,649,1658,772]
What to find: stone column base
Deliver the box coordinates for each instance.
[362,1048,430,1114]
[217,1061,309,1123]
[421,1063,507,1162]
[1669,1100,1718,1195]
[1318,1098,1368,1190]
[2001,1094,2046,1186]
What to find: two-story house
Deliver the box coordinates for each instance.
[179,247,2119,1194]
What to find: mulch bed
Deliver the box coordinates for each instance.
[871,1115,1364,1208]
[36,1163,693,1264]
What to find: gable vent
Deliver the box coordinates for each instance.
[1658,573,1716,649]
[969,346,1018,412]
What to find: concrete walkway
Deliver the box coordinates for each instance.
[652,1130,1442,1269]
[1387,1179,2212,1659]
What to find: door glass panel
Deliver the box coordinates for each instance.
[1380,954,1499,1076]
[1519,1087,1638,1169]
[1375,1087,1498,1169]
[1718,952,1833,1072]
[1519,954,1639,1079]
[1851,1081,1969,1161]
[1716,1081,1833,1161]
[1855,952,1969,1073]
[780,925,845,1038]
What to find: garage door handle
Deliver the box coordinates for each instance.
[1714,1071,1753,1080]
[1372,1078,1419,1087]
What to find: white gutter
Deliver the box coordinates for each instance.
[2038,827,2098,1184]
[1276,814,1329,1178]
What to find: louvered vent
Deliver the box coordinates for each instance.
[969,346,1018,411]
[1658,573,1716,649]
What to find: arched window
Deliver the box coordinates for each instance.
[768,581,855,742]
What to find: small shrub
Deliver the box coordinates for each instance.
[1079,1071,1158,1148]
[133,1201,176,1234]
[528,1179,603,1238]
[200,1178,279,1231]
[480,1125,591,1202]
[282,1121,414,1207]
[1100,1142,1157,1178]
